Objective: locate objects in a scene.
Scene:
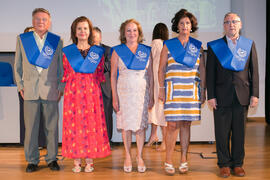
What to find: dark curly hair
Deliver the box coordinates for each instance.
[152,23,169,41]
[171,9,198,33]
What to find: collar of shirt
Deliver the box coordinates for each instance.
[226,35,239,54]
[33,31,48,52]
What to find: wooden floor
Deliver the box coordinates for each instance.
[0,118,269,180]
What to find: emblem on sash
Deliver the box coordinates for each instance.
[237,48,247,58]
[189,44,198,54]
[136,50,147,61]
[87,52,99,63]
[45,46,54,56]
[187,43,198,57]
[42,46,54,59]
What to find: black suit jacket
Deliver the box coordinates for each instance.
[100,43,112,98]
[206,36,259,106]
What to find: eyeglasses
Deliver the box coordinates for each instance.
[224,20,240,25]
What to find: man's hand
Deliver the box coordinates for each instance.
[208,98,217,109]
[250,96,259,108]
[20,90,24,100]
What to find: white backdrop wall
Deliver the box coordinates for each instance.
[0,0,230,50]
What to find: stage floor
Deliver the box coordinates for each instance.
[0,118,269,180]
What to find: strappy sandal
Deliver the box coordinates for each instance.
[179,162,188,174]
[164,162,175,175]
[72,165,82,173]
[84,163,94,173]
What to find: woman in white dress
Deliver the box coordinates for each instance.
[146,23,169,151]
[111,19,154,173]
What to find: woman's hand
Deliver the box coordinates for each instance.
[158,87,165,103]
[148,96,154,109]
[200,88,206,104]
[111,50,120,112]
[158,45,168,104]
[112,95,120,112]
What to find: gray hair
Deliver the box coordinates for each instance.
[224,12,241,21]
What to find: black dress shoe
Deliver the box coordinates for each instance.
[26,164,38,173]
[48,161,60,171]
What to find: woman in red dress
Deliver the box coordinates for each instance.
[61,16,111,173]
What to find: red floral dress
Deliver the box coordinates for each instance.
[61,48,111,159]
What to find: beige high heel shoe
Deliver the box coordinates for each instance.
[145,138,159,148]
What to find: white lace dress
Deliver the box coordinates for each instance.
[116,57,149,132]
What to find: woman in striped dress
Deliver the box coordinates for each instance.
[158,9,206,175]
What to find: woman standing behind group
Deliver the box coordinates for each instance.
[158,9,206,175]
[61,16,111,173]
[111,19,154,173]
[146,23,169,151]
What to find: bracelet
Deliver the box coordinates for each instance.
[159,87,165,88]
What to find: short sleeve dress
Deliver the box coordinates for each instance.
[61,48,111,159]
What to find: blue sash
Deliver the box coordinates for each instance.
[112,44,151,70]
[20,31,60,69]
[164,37,202,68]
[62,44,105,73]
[207,36,253,71]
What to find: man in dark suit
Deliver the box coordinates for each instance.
[92,27,113,144]
[206,13,259,178]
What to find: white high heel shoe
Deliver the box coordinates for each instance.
[136,157,146,173]
[123,165,132,173]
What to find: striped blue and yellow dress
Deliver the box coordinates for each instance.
[164,52,202,121]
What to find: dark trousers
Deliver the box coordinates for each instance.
[213,90,248,168]
[19,93,46,147]
[101,91,113,141]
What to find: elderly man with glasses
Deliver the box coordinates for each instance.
[206,12,259,178]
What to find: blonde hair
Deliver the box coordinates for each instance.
[119,19,144,44]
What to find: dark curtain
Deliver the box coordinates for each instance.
[265,0,270,124]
